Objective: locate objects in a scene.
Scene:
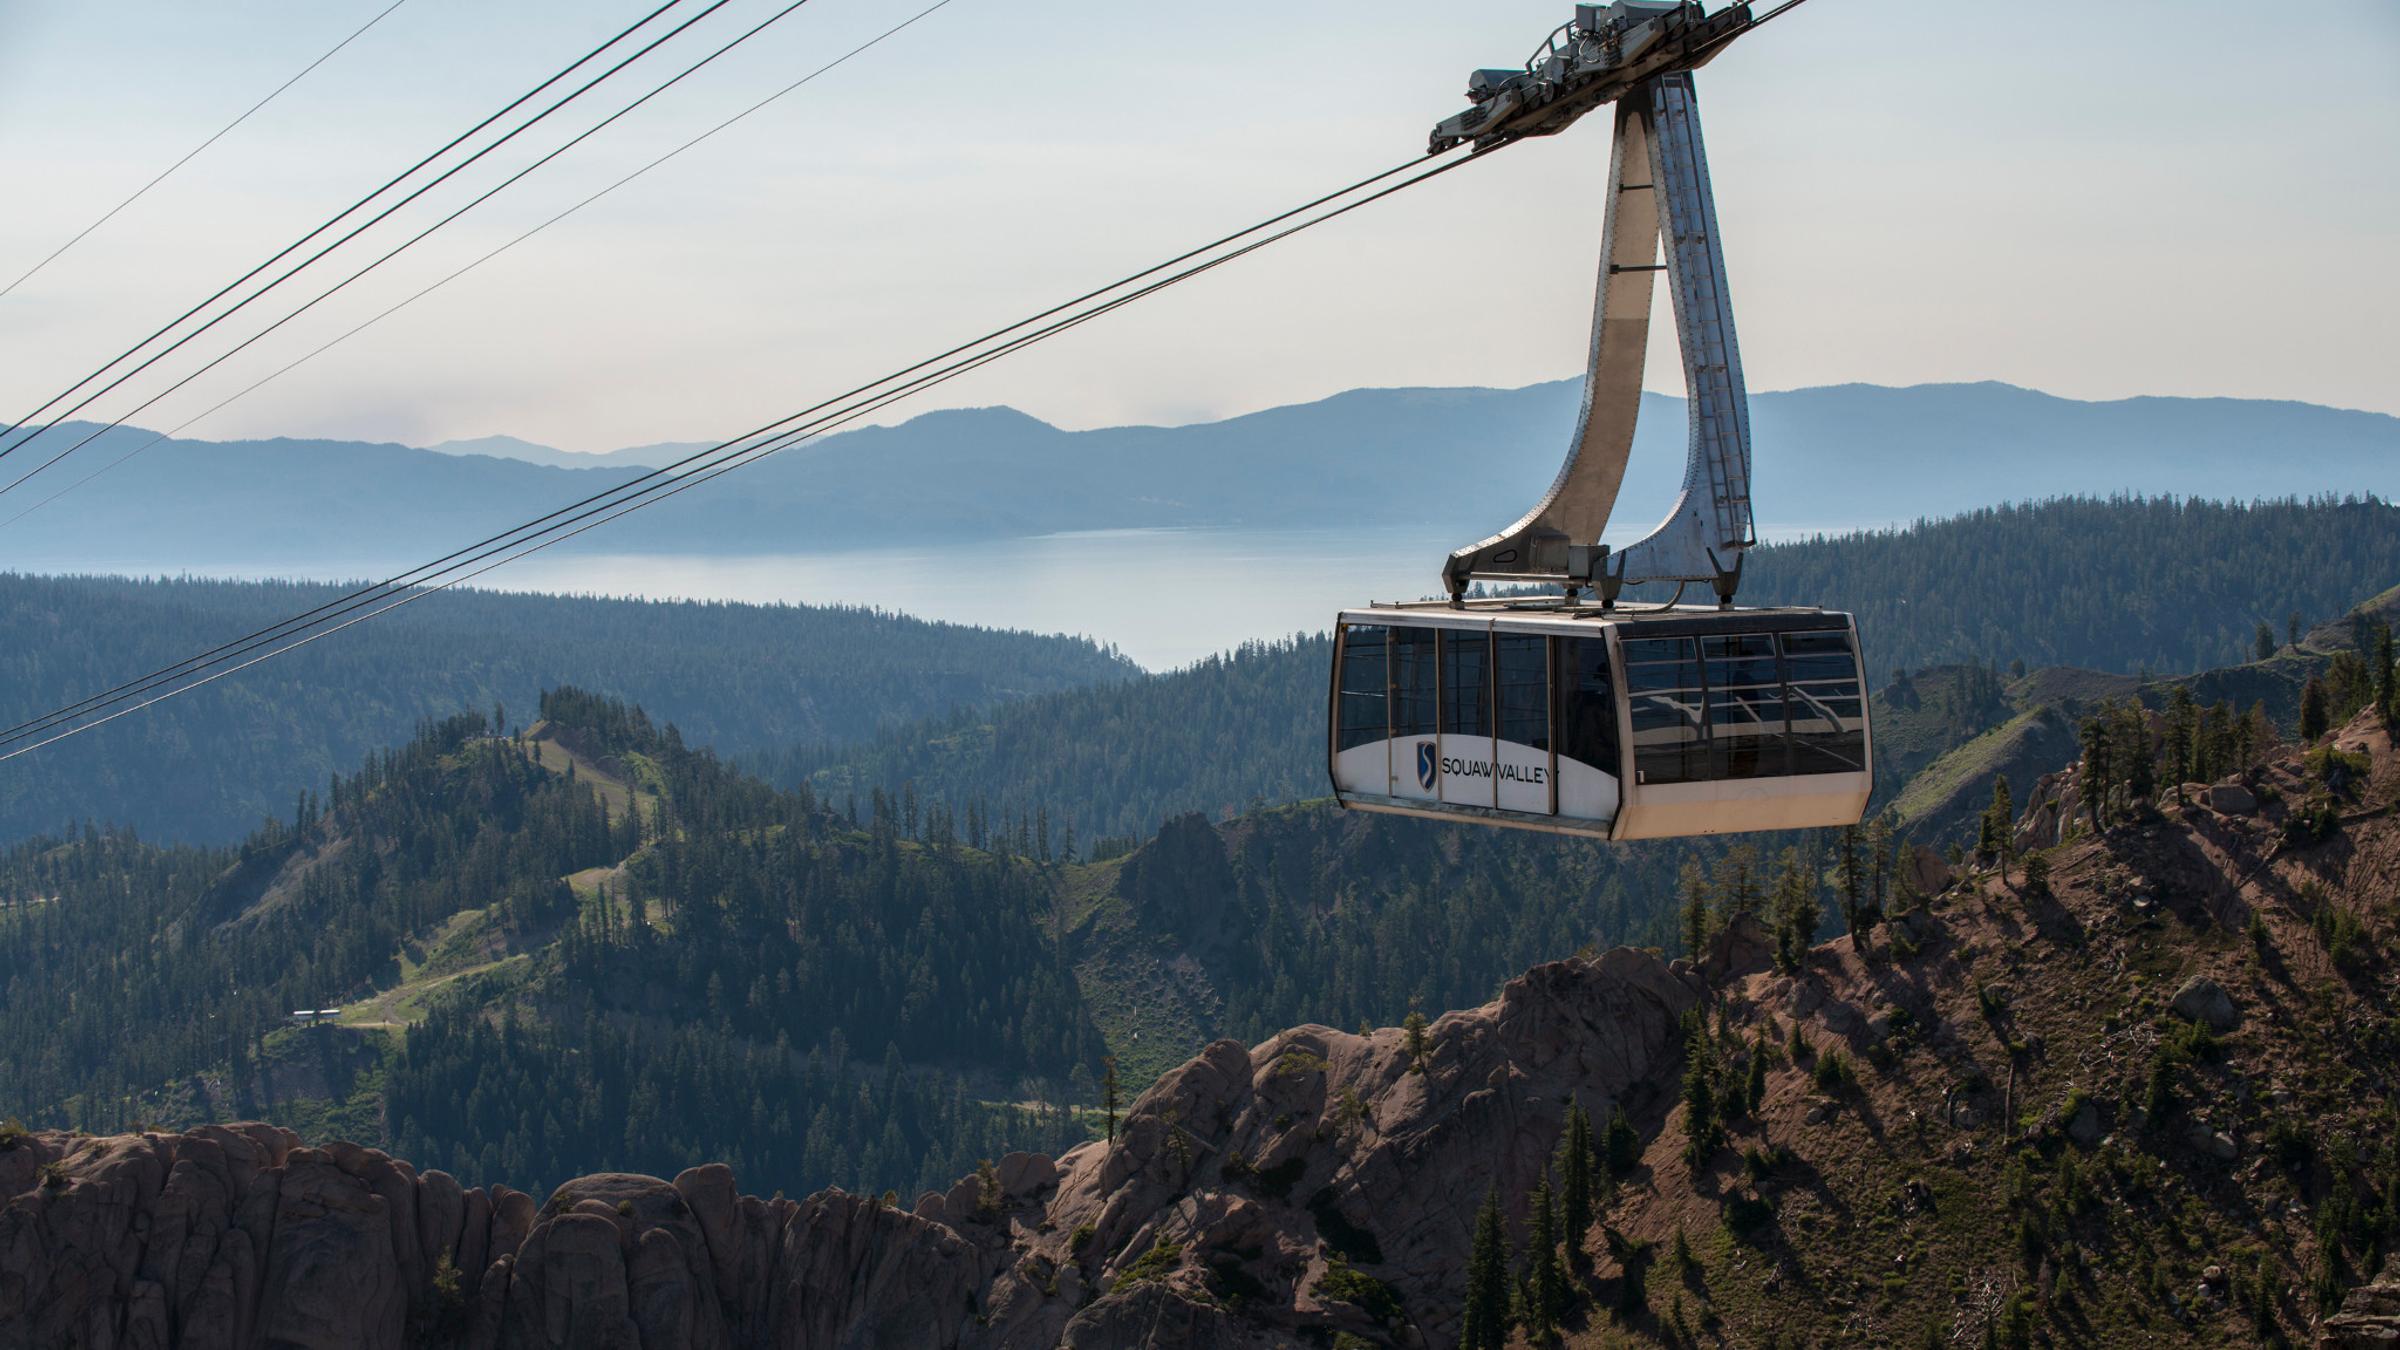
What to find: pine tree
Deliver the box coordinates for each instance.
[1678,859,1711,962]
[2377,622,2396,728]
[2166,685,2198,800]
[1603,1103,1640,1177]
[1866,812,1894,921]
[1559,1104,1595,1266]
[1527,1179,1564,1339]
[2119,704,2155,802]
[2079,710,2114,829]
[1745,1030,1769,1112]
[1771,847,1819,973]
[2301,675,2331,742]
[1836,823,1869,955]
[1462,1188,1512,1350]
[1714,843,1764,920]
[1681,1012,1720,1166]
[2256,621,2279,662]
[1890,830,1925,912]
[1103,1056,1120,1144]
[2021,849,2051,898]
[1988,776,2015,881]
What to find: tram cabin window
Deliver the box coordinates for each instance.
[1619,624,1865,785]
[1336,625,1388,751]
[1704,631,1784,779]
[1783,629,1867,774]
[1556,636,1619,771]
[1391,627,1438,738]
[1621,636,1704,783]
[1495,633,1548,749]
[1441,630,1491,736]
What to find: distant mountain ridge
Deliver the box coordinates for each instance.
[424,434,714,471]
[7,380,2391,569]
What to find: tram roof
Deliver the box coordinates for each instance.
[1335,602,1852,637]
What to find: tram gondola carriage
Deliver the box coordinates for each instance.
[1329,0,1873,842]
[1327,602,1870,839]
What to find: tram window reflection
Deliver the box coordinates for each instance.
[1782,629,1867,775]
[1336,625,1388,751]
[1441,630,1492,736]
[1495,633,1548,749]
[1391,627,1438,738]
[1556,636,1620,771]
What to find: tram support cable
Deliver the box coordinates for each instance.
[0,0,960,530]
[0,0,698,458]
[0,0,414,302]
[0,146,1495,760]
[0,0,821,501]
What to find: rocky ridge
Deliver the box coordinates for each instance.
[1,950,1697,1348]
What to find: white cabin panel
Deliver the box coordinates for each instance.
[1332,740,1390,800]
[1555,754,1620,827]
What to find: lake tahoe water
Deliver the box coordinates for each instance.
[482,528,1445,670]
[49,524,1863,672]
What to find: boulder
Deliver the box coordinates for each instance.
[418,1168,466,1281]
[1702,912,1773,983]
[2322,1254,2400,1349]
[253,1153,405,1350]
[2014,776,2068,852]
[769,1192,983,1348]
[2067,1099,2104,1147]
[1890,908,1941,951]
[2208,782,2258,815]
[1060,1279,1276,1349]
[2186,1126,2238,1162]
[2172,977,2240,1031]
[996,1152,1057,1200]
[502,1211,640,1350]
[1908,845,1954,897]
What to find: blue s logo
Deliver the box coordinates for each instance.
[1416,741,1438,791]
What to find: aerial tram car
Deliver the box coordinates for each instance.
[1328,0,1871,841]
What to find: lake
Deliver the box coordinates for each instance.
[53,524,1861,672]
[482,528,1445,669]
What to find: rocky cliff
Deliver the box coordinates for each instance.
[0,950,1698,1349]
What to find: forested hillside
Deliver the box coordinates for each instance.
[0,688,1691,1201]
[7,619,2393,1256]
[1742,495,2400,677]
[0,691,1095,1200]
[0,573,1133,843]
[759,635,1329,845]
[785,496,2400,843]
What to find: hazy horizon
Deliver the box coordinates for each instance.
[46,374,2400,463]
[2,0,2393,458]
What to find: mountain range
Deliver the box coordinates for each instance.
[7,381,2393,570]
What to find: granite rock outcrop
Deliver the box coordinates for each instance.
[1,948,1698,1349]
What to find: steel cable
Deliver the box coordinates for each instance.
[0,146,1495,759]
[0,0,698,458]
[0,0,415,302]
[0,0,959,530]
[0,0,821,500]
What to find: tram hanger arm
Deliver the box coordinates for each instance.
[1428,1,1761,156]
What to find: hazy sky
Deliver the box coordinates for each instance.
[0,0,2393,455]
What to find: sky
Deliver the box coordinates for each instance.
[0,0,2393,457]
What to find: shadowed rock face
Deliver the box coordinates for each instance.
[2322,1255,2400,1349]
[0,950,1697,1349]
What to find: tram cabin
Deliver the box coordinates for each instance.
[1328,606,1872,840]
